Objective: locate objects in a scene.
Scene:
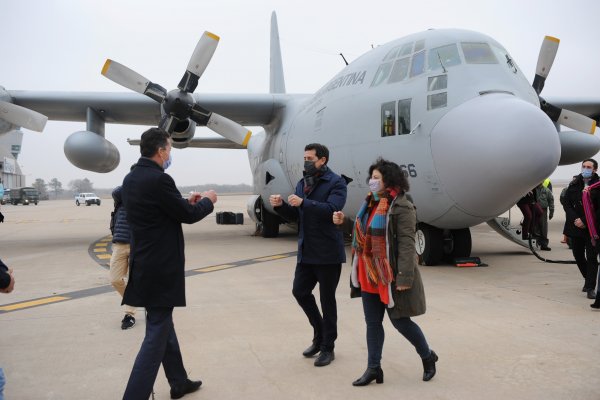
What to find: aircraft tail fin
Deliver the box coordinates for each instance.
[270,12,286,94]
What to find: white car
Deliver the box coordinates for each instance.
[75,193,101,206]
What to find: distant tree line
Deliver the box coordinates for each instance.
[29,178,253,201]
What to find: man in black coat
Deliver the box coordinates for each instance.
[121,128,216,400]
[270,143,347,367]
[562,158,599,299]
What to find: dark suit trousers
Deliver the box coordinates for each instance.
[292,263,342,352]
[123,307,187,400]
[571,236,598,290]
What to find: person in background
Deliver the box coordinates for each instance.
[109,185,137,330]
[562,159,599,300]
[270,143,347,367]
[535,182,554,251]
[517,189,542,241]
[121,128,217,400]
[333,158,437,386]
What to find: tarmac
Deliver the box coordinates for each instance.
[0,193,599,400]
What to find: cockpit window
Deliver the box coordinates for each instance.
[414,39,425,53]
[383,46,400,61]
[371,62,393,87]
[409,51,425,77]
[461,42,498,64]
[388,57,410,83]
[428,44,461,71]
[399,42,413,57]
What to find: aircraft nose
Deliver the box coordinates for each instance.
[431,93,560,218]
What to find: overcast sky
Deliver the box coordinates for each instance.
[1,0,599,188]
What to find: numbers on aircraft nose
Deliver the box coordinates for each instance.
[399,164,417,178]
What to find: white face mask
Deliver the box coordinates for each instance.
[369,178,382,193]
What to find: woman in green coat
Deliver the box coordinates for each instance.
[333,158,438,386]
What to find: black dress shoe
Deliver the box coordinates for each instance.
[540,246,551,251]
[422,350,438,381]
[587,289,597,299]
[170,379,202,399]
[314,350,335,367]
[352,367,384,386]
[591,300,600,309]
[302,342,321,357]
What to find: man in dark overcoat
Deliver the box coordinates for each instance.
[121,128,216,400]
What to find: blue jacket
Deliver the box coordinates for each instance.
[111,186,131,244]
[275,167,347,264]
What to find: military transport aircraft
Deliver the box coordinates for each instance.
[1,12,599,265]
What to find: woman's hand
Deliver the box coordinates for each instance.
[333,211,345,225]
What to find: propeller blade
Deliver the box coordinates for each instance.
[206,113,252,147]
[532,36,559,94]
[101,59,166,102]
[540,99,597,134]
[557,109,597,134]
[0,101,47,132]
[178,32,220,92]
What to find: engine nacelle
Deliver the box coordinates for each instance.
[170,119,196,149]
[0,86,16,134]
[64,131,120,173]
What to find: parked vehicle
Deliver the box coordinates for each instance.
[0,189,10,205]
[10,187,39,205]
[75,193,101,206]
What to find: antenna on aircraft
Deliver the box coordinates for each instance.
[339,53,348,66]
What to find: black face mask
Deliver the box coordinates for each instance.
[304,160,319,176]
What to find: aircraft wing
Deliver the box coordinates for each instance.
[546,97,600,122]
[7,91,293,127]
[127,137,244,149]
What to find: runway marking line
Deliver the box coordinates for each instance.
[0,250,297,314]
[196,264,236,273]
[0,296,70,312]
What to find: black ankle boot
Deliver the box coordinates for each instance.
[422,350,438,381]
[352,367,384,386]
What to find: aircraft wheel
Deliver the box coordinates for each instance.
[448,228,472,259]
[415,223,443,266]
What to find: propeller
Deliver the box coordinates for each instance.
[101,31,252,147]
[0,101,48,132]
[533,36,597,134]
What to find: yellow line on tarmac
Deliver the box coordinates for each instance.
[196,264,236,273]
[97,254,112,260]
[253,255,288,262]
[0,296,70,312]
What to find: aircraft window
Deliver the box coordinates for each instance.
[398,99,411,135]
[371,62,393,87]
[427,92,447,110]
[428,44,461,72]
[381,102,396,137]
[409,51,425,77]
[414,39,425,53]
[461,42,498,64]
[399,42,413,57]
[388,57,410,83]
[428,75,447,91]
[491,44,519,73]
[383,46,400,61]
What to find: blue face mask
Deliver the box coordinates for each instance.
[163,153,172,170]
[582,168,593,178]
